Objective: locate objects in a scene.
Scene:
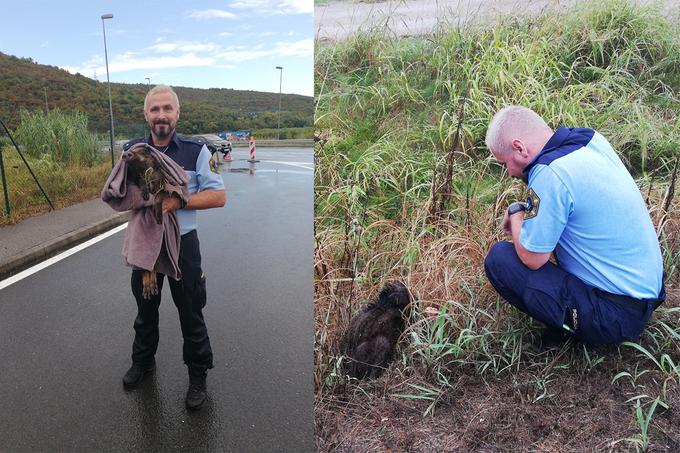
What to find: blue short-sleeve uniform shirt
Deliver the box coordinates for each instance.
[123,133,225,236]
[519,127,663,299]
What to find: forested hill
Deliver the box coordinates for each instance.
[0,52,313,136]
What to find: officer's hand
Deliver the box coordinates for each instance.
[162,195,182,214]
[503,202,527,235]
[502,209,512,235]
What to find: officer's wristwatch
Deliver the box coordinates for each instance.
[507,201,528,216]
[173,193,187,209]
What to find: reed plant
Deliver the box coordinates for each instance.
[14,109,102,166]
[1,109,109,223]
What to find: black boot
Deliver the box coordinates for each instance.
[537,327,571,352]
[185,367,207,410]
[122,359,155,388]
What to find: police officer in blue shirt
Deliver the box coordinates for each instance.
[484,105,665,347]
[122,85,226,410]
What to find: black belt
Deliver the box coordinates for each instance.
[593,287,664,315]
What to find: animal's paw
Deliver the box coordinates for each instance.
[142,271,158,299]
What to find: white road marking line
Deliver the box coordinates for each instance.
[0,223,128,291]
[266,161,314,170]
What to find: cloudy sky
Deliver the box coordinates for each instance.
[0,0,313,96]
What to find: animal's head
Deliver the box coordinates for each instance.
[361,282,412,315]
[377,282,411,312]
[123,144,157,175]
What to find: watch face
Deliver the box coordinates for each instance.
[508,203,524,215]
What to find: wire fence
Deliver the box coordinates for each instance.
[0,108,147,225]
[0,135,114,226]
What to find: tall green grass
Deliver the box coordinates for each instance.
[0,150,112,225]
[314,0,680,444]
[14,109,103,166]
[1,109,109,223]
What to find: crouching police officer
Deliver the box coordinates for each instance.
[122,85,226,410]
[484,105,664,347]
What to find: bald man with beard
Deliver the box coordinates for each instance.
[484,105,664,348]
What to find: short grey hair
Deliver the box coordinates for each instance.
[144,84,180,111]
[485,105,550,155]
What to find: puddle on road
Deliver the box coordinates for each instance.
[219,162,311,176]
[252,169,311,175]
[222,168,310,176]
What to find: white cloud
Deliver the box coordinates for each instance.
[279,0,313,14]
[273,39,313,57]
[188,9,237,19]
[64,52,215,76]
[219,31,234,37]
[148,39,220,53]
[228,0,312,15]
[113,53,215,72]
[63,55,104,74]
[63,34,311,79]
[216,47,270,61]
[215,39,312,61]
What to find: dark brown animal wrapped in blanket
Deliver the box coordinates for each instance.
[101,143,189,299]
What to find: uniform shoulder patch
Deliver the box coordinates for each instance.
[209,155,220,174]
[524,188,540,219]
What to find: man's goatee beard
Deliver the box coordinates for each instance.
[154,124,174,139]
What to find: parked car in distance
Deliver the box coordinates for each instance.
[191,134,232,156]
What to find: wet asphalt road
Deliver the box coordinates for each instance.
[0,147,314,452]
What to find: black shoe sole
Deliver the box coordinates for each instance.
[122,366,155,389]
[185,389,207,411]
[186,398,207,411]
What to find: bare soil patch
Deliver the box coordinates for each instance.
[317,342,680,452]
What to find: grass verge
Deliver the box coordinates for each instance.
[0,150,111,225]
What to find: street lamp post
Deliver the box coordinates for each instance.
[144,78,151,137]
[276,66,283,140]
[101,13,115,167]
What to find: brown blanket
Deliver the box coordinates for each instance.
[101,144,189,280]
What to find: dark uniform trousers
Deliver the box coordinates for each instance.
[484,241,665,344]
[130,230,214,369]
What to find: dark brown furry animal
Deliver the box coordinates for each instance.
[125,145,169,225]
[341,282,411,379]
[125,145,170,299]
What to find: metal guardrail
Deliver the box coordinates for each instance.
[105,139,314,149]
[232,139,313,148]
